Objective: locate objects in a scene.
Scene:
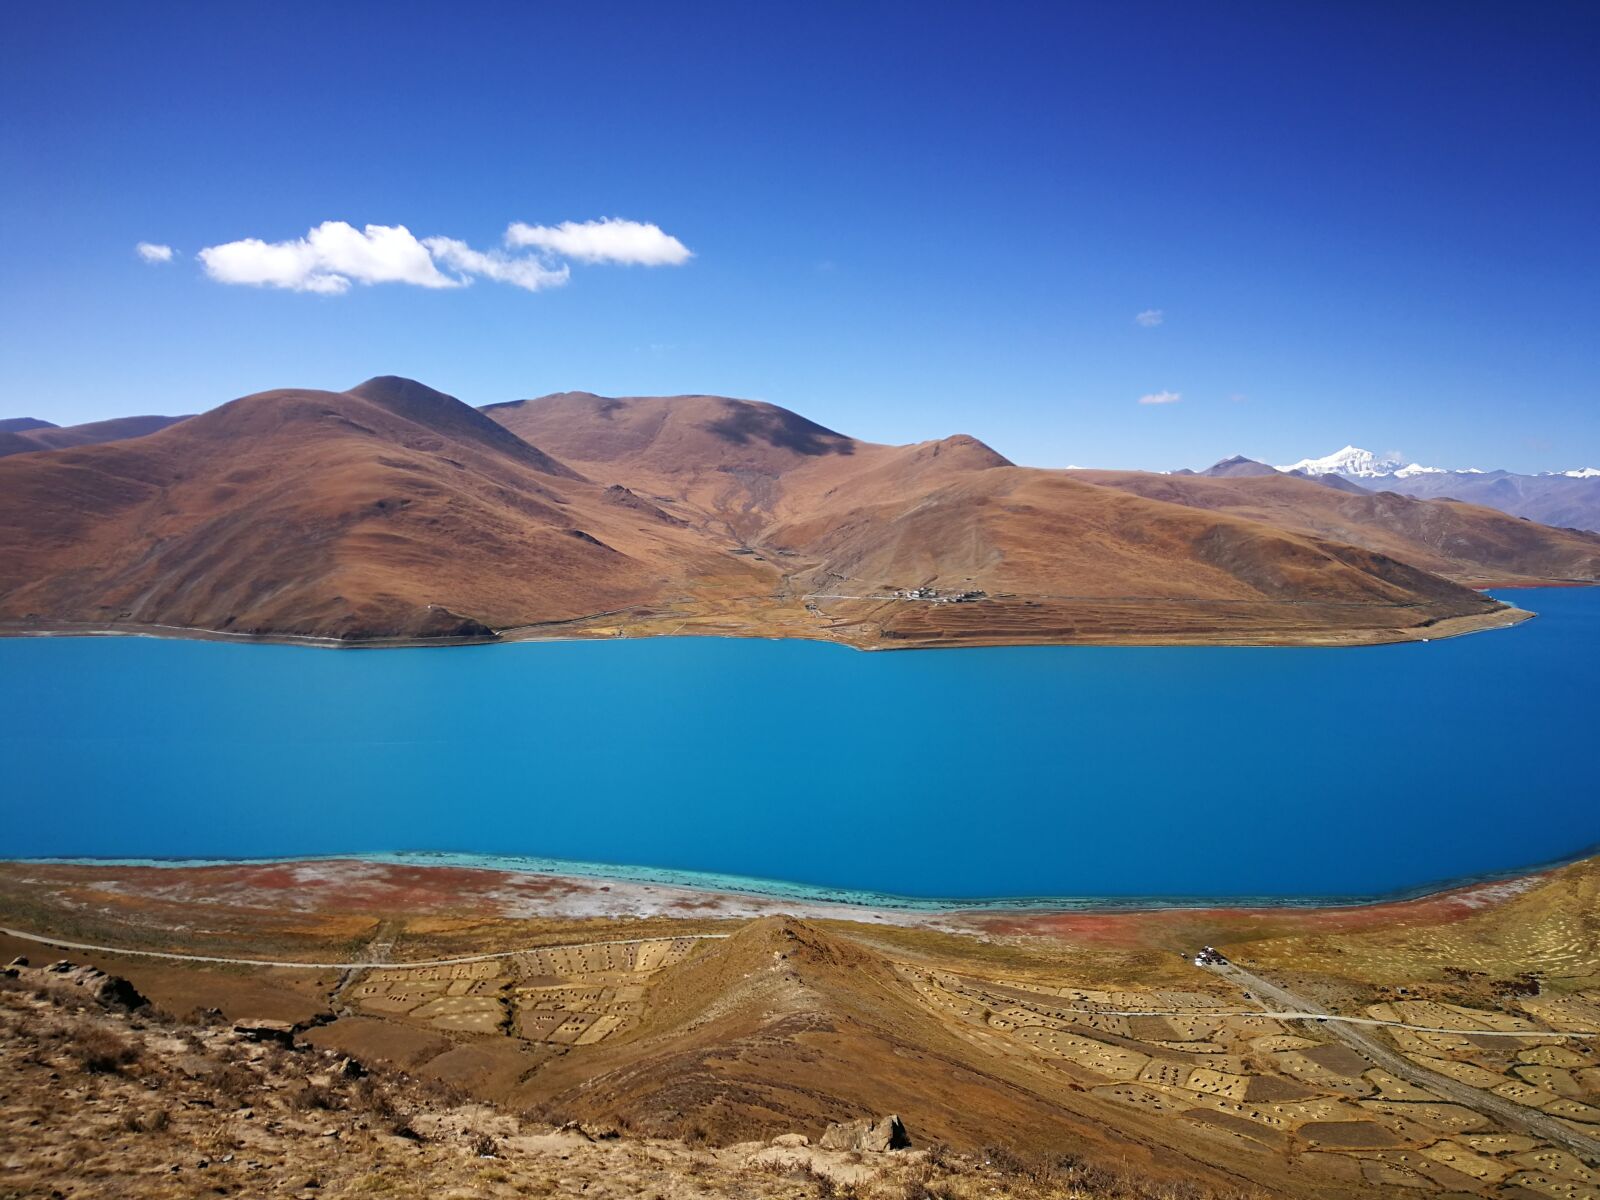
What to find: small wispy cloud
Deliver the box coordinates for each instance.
[1138,391,1182,405]
[505,218,691,265]
[193,217,691,295]
[1134,308,1164,327]
[422,237,570,292]
[136,242,174,263]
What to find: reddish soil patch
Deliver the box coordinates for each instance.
[964,874,1543,948]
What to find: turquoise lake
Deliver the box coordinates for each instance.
[2,587,1595,905]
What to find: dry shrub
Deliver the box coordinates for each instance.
[516,1100,577,1128]
[287,1082,338,1111]
[389,1119,426,1142]
[353,1076,398,1119]
[795,1163,835,1198]
[415,1076,467,1106]
[214,1063,261,1105]
[121,1107,172,1133]
[71,1024,140,1074]
[974,1144,1269,1200]
[899,1159,955,1200]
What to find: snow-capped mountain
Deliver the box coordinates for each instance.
[1272,445,1466,479]
[1403,463,1484,476]
[1273,445,1487,478]
[1275,445,1599,481]
[1275,445,1400,477]
[1263,446,1600,532]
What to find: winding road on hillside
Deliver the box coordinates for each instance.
[5,921,1595,1039]
[10,919,1600,1160]
[1200,959,1600,1163]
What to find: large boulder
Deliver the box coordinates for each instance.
[42,961,148,1010]
[818,1114,910,1152]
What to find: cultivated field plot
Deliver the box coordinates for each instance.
[348,937,707,1044]
[900,966,1600,1198]
[813,594,1459,647]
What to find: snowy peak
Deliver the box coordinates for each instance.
[1250,446,1600,531]
[1275,445,1405,478]
[1274,445,1499,479]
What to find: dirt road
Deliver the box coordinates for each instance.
[1203,959,1600,1163]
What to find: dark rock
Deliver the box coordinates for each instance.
[232,1019,297,1047]
[334,1056,365,1078]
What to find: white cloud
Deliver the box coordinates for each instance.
[1134,308,1164,327]
[423,237,570,292]
[195,216,690,295]
[505,217,692,265]
[136,242,174,263]
[199,221,459,294]
[1138,391,1182,405]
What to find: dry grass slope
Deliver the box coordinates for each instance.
[0,961,1266,1200]
[2,378,1593,646]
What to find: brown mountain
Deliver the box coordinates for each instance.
[485,390,1545,645]
[0,413,191,457]
[1069,468,1600,586]
[4,378,1592,647]
[0,378,766,640]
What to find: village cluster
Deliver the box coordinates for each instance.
[892,586,988,604]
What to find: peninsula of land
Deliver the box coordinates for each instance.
[3,376,1598,649]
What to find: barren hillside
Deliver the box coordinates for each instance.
[0,413,190,457]
[1072,469,1600,586]
[6,378,1596,646]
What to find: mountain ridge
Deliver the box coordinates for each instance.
[3,377,1593,647]
[0,413,191,458]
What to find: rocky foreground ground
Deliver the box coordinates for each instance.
[0,958,1258,1200]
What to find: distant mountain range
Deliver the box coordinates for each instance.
[0,414,191,458]
[2,386,1597,646]
[1176,446,1600,533]
[1277,444,1600,482]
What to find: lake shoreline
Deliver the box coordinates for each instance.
[0,596,1539,652]
[11,841,1599,922]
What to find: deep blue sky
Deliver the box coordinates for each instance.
[2,2,1596,471]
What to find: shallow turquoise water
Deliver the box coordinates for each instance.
[1,589,1595,903]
